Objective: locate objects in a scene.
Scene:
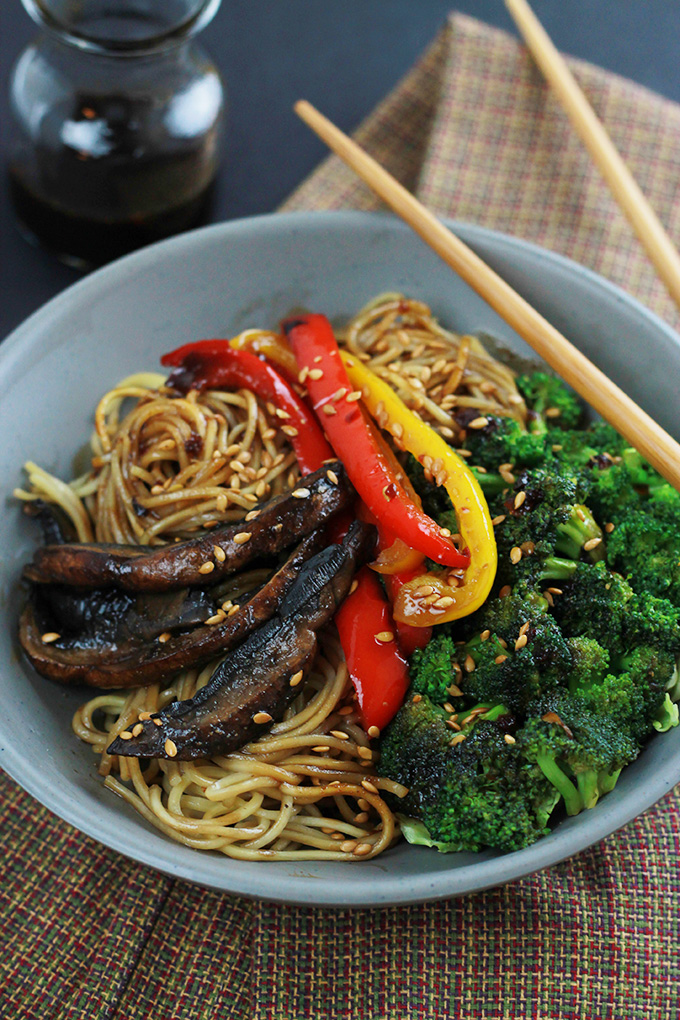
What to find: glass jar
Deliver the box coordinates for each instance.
[8,0,225,268]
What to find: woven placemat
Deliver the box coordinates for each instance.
[3,13,680,1019]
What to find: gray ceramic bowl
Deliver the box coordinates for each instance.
[1,211,679,907]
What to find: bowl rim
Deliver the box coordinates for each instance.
[2,208,679,907]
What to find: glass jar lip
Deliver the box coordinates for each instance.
[20,0,222,55]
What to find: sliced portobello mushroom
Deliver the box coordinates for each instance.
[23,460,352,591]
[19,530,329,688]
[109,520,375,760]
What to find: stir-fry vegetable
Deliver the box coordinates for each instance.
[335,566,410,731]
[341,350,497,625]
[283,314,470,570]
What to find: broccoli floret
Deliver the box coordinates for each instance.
[459,414,547,472]
[606,509,680,607]
[566,636,610,693]
[453,587,572,711]
[492,466,603,588]
[379,696,560,852]
[548,422,628,469]
[410,635,458,703]
[516,371,583,432]
[553,562,680,658]
[517,694,639,814]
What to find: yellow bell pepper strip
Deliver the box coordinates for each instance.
[340,350,497,625]
[283,314,470,569]
[229,330,299,381]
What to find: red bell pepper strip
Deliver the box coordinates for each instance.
[160,342,332,475]
[282,314,470,569]
[335,567,410,731]
[384,570,433,657]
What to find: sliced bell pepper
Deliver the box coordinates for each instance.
[335,566,410,731]
[229,330,299,381]
[283,314,470,570]
[160,342,333,475]
[384,569,433,657]
[340,350,497,626]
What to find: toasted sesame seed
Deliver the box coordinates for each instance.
[198,561,215,575]
[119,730,133,740]
[41,632,61,644]
[213,545,226,563]
[233,532,252,545]
[439,527,452,537]
[367,726,380,739]
[281,425,299,437]
[504,734,516,745]
[435,596,455,608]
[132,723,143,737]
[357,746,373,760]
[520,541,535,555]
[347,390,363,403]
[138,711,152,721]
[308,368,324,380]
[298,367,309,383]
[292,487,311,498]
[468,416,489,429]
[510,546,522,564]
[480,629,491,641]
[515,634,528,651]
[361,780,378,793]
[311,745,330,753]
[153,717,163,727]
[447,684,463,697]
[519,621,530,637]
[330,831,344,840]
[216,493,228,512]
[289,670,304,687]
[412,693,423,704]
[464,654,476,673]
[547,587,563,595]
[349,579,359,595]
[499,465,516,484]
[450,733,467,746]
[576,506,587,522]
[605,522,615,533]
[330,730,350,741]
[543,590,555,607]
[313,355,323,363]
[552,444,563,452]
[583,536,602,551]
[498,638,508,649]
[495,654,508,665]
[275,408,291,420]
[353,842,373,857]
[322,404,337,416]
[227,604,240,616]
[545,406,561,418]
[416,585,434,597]
[204,612,226,626]
[245,509,261,522]
[514,491,526,509]
[492,515,506,526]
[253,711,272,724]
[326,469,339,485]
[341,840,358,853]
[354,812,370,824]
[158,632,172,643]
[375,630,394,643]
[164,739,178,757]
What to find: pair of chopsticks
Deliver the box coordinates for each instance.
[293,0,680,493]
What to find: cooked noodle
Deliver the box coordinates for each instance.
[16,296,524,861]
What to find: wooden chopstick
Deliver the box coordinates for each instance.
[505,0,680,312]
[293,99,680,491]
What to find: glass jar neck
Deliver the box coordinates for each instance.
[21,0,221,56]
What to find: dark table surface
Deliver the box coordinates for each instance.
[1,0,679,341]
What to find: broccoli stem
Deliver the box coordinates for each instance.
[555,505,605,562]
[597,768,622,795]
[576,771,600,809]
[535,556,579,584]
[536,754,583,815]
[472,471,508,498]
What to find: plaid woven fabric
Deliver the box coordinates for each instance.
[3,13,680,1019]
